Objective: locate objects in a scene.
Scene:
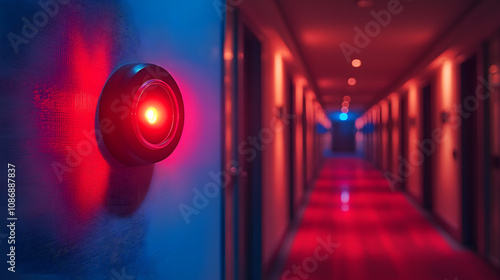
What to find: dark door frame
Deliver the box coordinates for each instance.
[388,100,393,173]
[303,90,308,190]
[378,106,383,168]
[227,13,264,280]
[460,54,478,249]
[400,93,408,190]
[288,75,295,221]
[422,83,433,211]
[241,24,263,280]
[332,120,356,152]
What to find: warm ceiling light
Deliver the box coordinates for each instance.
[351,59,361,68]
[342,101,350,107]
[341,107,349,113]
[224,52,233,61]
[357,0,374,8]
[348,78,356,86]
[343,95,351,102]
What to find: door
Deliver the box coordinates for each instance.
[303,91,308,189]
[460,55,478,249]
[332,120,356,152]
[388,100,393,173]
[400,93,408,190]
[288,76,295,220]
[488,36,500,266]
[236,25,263,280]
[225,14,263,280]
[422,84,433,211]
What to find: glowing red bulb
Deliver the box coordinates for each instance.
[145,107,158,124]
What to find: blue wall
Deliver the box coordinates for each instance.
[0,0,223,279]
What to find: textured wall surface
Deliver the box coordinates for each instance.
[0,0,222,279]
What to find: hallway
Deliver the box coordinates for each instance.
[278,157,500,280]
[4,0,500,279]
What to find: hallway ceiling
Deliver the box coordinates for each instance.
[278,0,479,113]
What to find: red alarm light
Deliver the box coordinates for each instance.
[98,63,184,165]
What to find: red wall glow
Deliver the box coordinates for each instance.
[262,49,289,270]
[434,58,460,231]
[33,20,112,222]
[389,94,400,181]
[406,81,423,202]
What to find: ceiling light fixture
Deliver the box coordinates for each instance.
[357,0,374,8]
[351,59,362,68]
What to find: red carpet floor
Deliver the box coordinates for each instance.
[279,157,500,280]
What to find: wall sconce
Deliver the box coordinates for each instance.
[409,117,417,126]
[441,111,450,123]
[275,106,285,120]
